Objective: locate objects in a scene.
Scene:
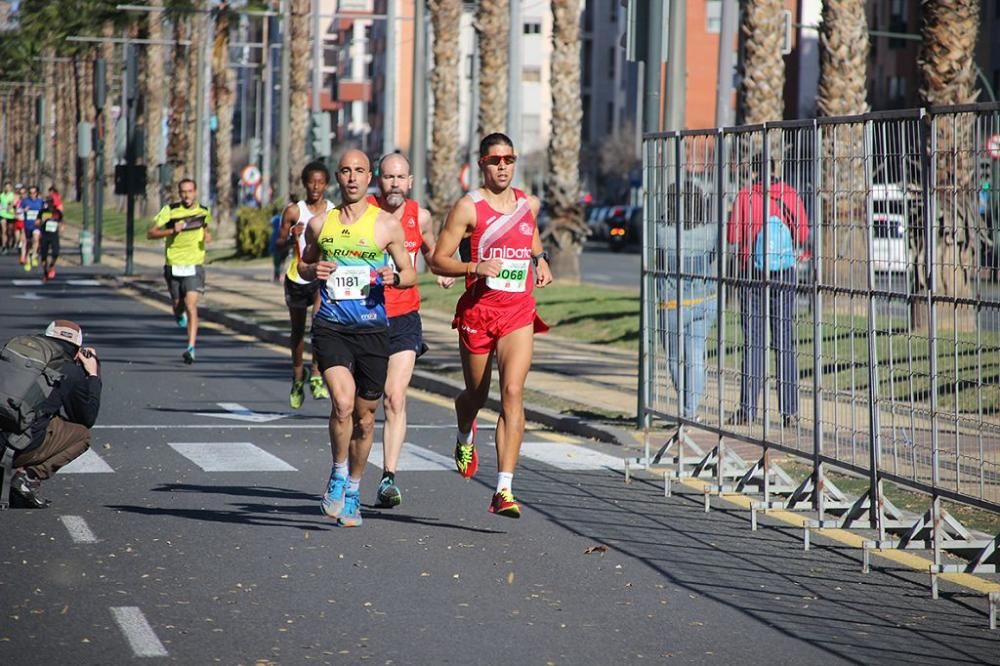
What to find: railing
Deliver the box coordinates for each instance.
[638,102,1000,612]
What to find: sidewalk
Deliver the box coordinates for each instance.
[61,225,640,446]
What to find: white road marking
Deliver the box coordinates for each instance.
[110,607,168,658]
[59,515,98,543]
[519,441,625,470]
[67,279,102,286]
[60,449,114,473]
[366,441,456,471]
[196,402,289,423]
[11,279,43,286]
[92,423,499,430]
[168,442,297,472]
[12,292,44,300]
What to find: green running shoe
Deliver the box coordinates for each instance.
[289,380,305,409]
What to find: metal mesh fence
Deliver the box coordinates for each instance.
[640,102,1000,513]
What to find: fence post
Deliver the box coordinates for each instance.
[863,118,885,539]
[716,127,726,491]
[812,119,825,520]
[921,108,943,598]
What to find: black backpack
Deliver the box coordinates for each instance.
[0,335,73,451]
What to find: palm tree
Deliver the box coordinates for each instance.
[101,20,117,204]
[288,0,310,194]
[544,0,586,282]
[186,7,206,188]
[738,0,785,124]
[428,0,462,225]
[212,1,236,228]
[916,0,981,329]
[476,0,507,138]
[167,14,191,192]
[816,0,869,278]
[144,0,167,211]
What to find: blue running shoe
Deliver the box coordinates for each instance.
[321,472,347,518]
[338,490,363,527]
[176,312,188,328]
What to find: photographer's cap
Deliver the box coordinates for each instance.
[45,320,83,348]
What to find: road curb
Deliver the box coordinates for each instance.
[113,275,634,447]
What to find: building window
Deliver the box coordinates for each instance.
[607,101,614,135]
[582,38,592,88]
[706,0,721,34]
[583,1,593,32]
[608,47,615,79]
[889,0,908,48]
[888,75,907,103]
[523,21,541,35]
[523,113,541,148]
[582,94,591,143]
[522,66,542,83]
[609,1,617,23]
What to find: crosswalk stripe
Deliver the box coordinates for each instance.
[168,442,298,472]
[61,449,114,473]
[519,442,625,470]
[366,442,456,472]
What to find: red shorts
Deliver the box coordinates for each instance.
[453,294,549,355]
[13,220,24,231]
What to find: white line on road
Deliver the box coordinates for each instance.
[59,515,98,543]
[60,449,114,473]
[110,606,168,658]
[519,441,625,470]
[93,423,499,430]
[169,441,298,472]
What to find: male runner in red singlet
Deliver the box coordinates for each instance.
[276,161,334,408]
[429,132,553,518]
[368,152,454,507]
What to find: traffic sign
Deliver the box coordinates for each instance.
[241,164,262,187]
[987,134,1000,160]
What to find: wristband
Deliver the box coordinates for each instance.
[532,251,549,267]
[392,272,401,287]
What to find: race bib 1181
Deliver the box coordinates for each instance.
[327,265,371,300]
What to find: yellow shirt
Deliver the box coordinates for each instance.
[154,202,212,266]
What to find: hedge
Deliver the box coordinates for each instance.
[235,202,284,258]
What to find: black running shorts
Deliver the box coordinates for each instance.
[312,319,389,401]
[163,264,206,301]
[284,278,320,309]
[39,232,60,260]
[388,310,428,357]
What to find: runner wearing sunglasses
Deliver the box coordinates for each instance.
[429,132,553,518]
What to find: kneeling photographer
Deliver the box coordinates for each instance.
[2,320,102,508]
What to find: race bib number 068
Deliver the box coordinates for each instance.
[327,265,370,300]
[486,259,529,293]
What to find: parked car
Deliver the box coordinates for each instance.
[871,183,914,274]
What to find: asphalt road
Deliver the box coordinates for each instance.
[1,257,998,664]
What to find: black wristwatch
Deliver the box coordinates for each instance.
[392,272,401,287]
[532,251,550,267]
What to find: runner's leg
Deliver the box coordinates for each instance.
[382,349,417,474]
[493,324,534,474]
[184,290,200,349]
[323,365,358,465]
[456,346,493,433]
[288,306,307,382]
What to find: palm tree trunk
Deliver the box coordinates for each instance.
[817,0,870,284]
[212,3,236,229]
[101,21,117,204]
[145,0,166,211]
[166,17,191,192]
[288,0,311,195]
[739,0,785,124]
[544,0,586,283]
[477,0,507,137]
[186,8,207,191]
[915,0,981,330]
[42,48,57,187]
[428,0,462,225]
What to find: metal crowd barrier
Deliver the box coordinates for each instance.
[637,102,1000,619]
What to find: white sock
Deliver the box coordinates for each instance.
[333,460,349,478]
[347,477,361,494]
[496,472,513,494]
[457,428,474,444]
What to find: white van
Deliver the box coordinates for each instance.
[870,183,913,274]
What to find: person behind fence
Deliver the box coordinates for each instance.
[1,321,102,508]
[657,183,718,421]
[725,154,809,427]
